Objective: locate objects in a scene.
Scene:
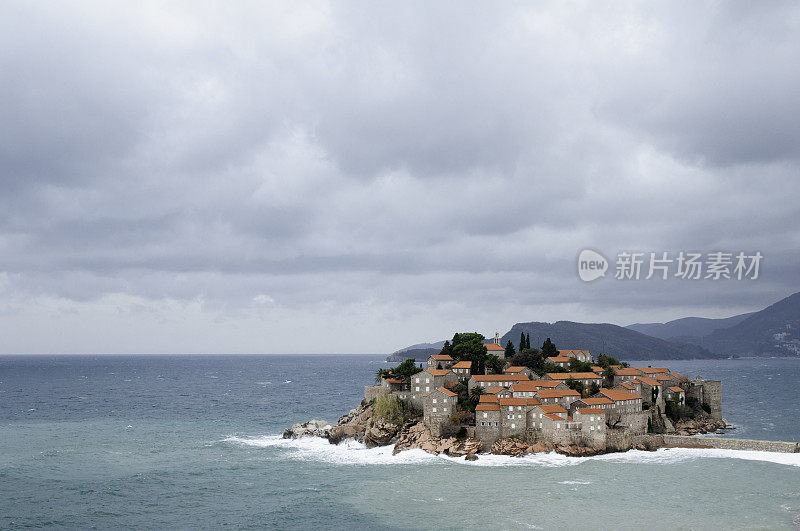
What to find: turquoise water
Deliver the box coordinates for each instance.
[1,355,799,529]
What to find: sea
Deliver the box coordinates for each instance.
[0,355,799,530]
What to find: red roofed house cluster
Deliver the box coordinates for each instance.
[369,334,723,450]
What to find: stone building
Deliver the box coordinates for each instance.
[536,388,581,409]
[410,369,458,408]
[427,354,454,369]
[475,402,502,446]
[422,388,458,437]
[611,367,643,387]
[484,342,506,359]
[468,374,530,392]
[558,349,593,363]
[451,360,472,377]
[664,386,686,406]
[547,356,571,368]
[504,366,535,378]
[544,372,603,389]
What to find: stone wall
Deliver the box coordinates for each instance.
[640,434,800,453]
[700,380,723,420]
[364,385,383,402]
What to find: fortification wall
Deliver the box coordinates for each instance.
[364,385,383,402]
[637,434,799,453]
[700,380,723,420]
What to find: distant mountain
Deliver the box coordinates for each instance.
[389,291,800,361]
[696,291,800,357]
[627,313,755,340]
[385,347,440,363]
[500,321,720,361]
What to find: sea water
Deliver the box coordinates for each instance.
[0,355,798,529]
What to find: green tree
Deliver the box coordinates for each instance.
[504,340,516,358]
[526,333,531,349]
[519,332,526,353]
[391,358,423,381]
[568,358,594,372]
[588,382,600,396]
[511,348,545,376]
[486,354,504,374]
[565,377,584,395]
[541,337,558,357]
[440,340,453,357]
[448,332,489,374]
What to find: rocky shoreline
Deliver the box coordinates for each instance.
[282,399,729,459]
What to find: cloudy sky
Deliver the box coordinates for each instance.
[1,1,799,354]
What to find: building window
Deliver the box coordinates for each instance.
[483,412,488,418]
[511,423,515,428]
[415,387,419,392]
[443,408,447,412]
[432,399,437,404]
[432,407,437,413]
[426,387,430,392]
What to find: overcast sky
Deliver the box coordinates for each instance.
[1,1,799,354]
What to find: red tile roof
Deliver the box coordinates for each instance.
[668,386,685,393]
[425,369,453,377]
[613,367,642,376]
[620,382,636,390]
[431,354,453,361]
[634,376,661,387]
[635,367,669,374]
[384,378,404,384]
[655,374,673,381]
[499,398,528,406]
[479,394,499,403]
[484,343,504,351]
[452,361,472,369]
[510,381,562,392]
[577,408,605,415]
[581,397,614,405]
[504,366,528,373]
[600,388,642,401]
[473,374,531,382]
[546,372,602,380]
[476,403,500,411]
[537,404,567,414]
[591,366,605,373]
[548,356,571,363]
[537,389,580,398]
[544,413,565,421]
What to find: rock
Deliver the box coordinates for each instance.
[283,419,332,439]
[364,420,400,448]
[465,453,478,461]
[491,438,528,456]
[555,444,600,457]
[527,442,550,454]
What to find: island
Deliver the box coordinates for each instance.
[285,332,792,459]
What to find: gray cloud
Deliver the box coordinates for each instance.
[0,1,799,353]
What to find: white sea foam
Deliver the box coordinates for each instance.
[223,435,800,469]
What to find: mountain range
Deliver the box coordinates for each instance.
[389,290,800,361]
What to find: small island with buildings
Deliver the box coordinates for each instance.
[285,332,799,457]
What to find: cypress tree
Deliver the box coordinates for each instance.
[519,332,526,352]
[504,340,516,358]
[526,333,531,349]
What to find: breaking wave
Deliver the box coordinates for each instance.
[221,435,800,468]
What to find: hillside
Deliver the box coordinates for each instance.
[500,321,720,360]
[627,313,754,340]
[385,348,440,362]
[697,291,800,357]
